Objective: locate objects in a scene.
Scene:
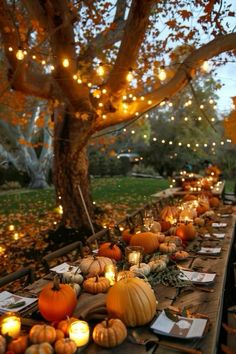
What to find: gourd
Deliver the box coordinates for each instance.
[175,223,196,242]
[129,232,159,254]
[209,197,220,208]
[7,335,28,354]
[160,206,179,223]
[179,209,196,222]
[79,256,113,276]
[159,220,171,232]
[93,318,127,348]
[38,277,77,322]
[122,228,135,244]
[150,221,162,233]
[62,272,83,284]
[159,242,177,254]
[106,277,157,327]
[174,250,189,260]
[116,270,135,281]
[148,259,166,272]
[149,254,169,264]
[83,275,110,294]
[25,343,54,354]
[194,217,205,226]
[57,318,78,336]
[155,232,165,243]
[0,335,6,354]
[165,236,182,246]
[130,263,151,276]
[29,325,56,344]
[55,329,65,341]
[183,194,197,202]
[68,283,81,296]
[54,338,77,354]
[98,242,122,261]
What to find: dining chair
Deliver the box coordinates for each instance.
[223,181,236,205]
[41,240,84,272]
[86,228,112,251]
[0,267,35,289]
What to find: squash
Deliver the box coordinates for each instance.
[194,217,205,226]
[175,223,196,242]
[93,318,127,348]
[209,197,220,208]
[165,236,182,246]
[55,329,65,341]
[174,250,189,260]
[183,194,197,202]
[83,275,110,294]
[129,232,159,254]
[57,318,78,336]
[159,242,177,254]
[160,206,179,223]
[79,256,113,276]
[130,263,151,276]
[68,283,81,296]
[122,228,135,244]
[38,277,77,322]
[148,259,166,272]
[29,325,56,344]
[0,335,6,354]
[179,209,196,222]
[155,232,165,243]
[159,220,171,232]
[7,335,28,354]
[116,270,135,281]
[150,221,162,233]
[106,277,157,327]
[149,254,169,264]
[98,242,122,261]
[54,338,77,354]
[25,343,53,354]
[62,272,83,284]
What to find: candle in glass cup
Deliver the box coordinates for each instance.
[69,320,90,347]
[8,225,15,231]
[125,246,144,265]
[104,264,117,285]
[1,313,21,338]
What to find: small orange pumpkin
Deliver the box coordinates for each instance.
[54,338,77,354]
[25,343,53,354]
[209,196,220,208]
[93,318,127,348]
[159,220,171,232]
[57,317,78,336]
[83,275,110,294]
[7,335,28,354]
[176,223,196,242]
[55,329,65,341]
[38,277,77,322]
[160,206,179,223]
[29,325,56,344]
[129,232,159,253]
[121,228,135,244]
[98,242,122,261]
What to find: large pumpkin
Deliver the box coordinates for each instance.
[98,242,122,261]
[79,256,113,275]
[175,223,196,242]
[129,232,159,254]
[106,277,157,327]
[93,318,127,348]
[38,277,77,322]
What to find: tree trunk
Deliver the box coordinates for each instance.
[53,109,95,230]
[28,168,49,189]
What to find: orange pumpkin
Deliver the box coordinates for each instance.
[55,329,65,341]
[121,228,135,244]
[54,338,77,354]
[29,325,56,344]
[129,232,159,254]
[160,206,179,223]
[183,194,197,202]
[176,223,196,242]
[98,242,122,261]
[116,270,135,281]
[38,277,77,322]
[25,343,53,354]
[93,318,127,348]
[159,220,171,232]
[209,197,220,208]
[106,277,157,327]
[83,275,110,294]
[57,317,78,336]
[7,335,28,354]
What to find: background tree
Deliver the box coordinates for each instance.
[0,0,235,231]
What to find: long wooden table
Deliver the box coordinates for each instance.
[20,209,236,354]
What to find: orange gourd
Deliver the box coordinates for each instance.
[54,338,77,354]
[38,277,77,322]
[116,270,135,281]
[209,197,220,208]
[159,220,171,232]
[25,343,53,354]
[98,242,122,261]
[29,325,56,344]
[55,329,65,341]
[7,335,28,354]
[79,256,113,276]
[106,277,157,327]
[83,275,110,294]
[121,228,135,244]
[93,318,127,348]
[160,206,179,223]
[129,232,159,253]
[57,317,78,336]
[176,223,196,242]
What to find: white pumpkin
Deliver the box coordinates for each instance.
[165,236,182,246]
[150,221,162,233]
[148,259,166,272]
[130,263,151,276]
[69,283,81,296]
[63,272,84,284]
[159,242,177,254]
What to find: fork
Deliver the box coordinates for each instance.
[129,331,202,354]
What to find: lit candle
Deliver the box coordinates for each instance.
[128,251,141,265]
[1,313,21,338]
[104,264,117,285]
[69,320,90,347]
[8,225,15,231]
[125,246,144,265]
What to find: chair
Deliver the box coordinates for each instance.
[0,267,35,289]
[223,182,236,205]
[86,229,112,251]
[41,240,84,272]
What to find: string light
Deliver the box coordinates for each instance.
[201,60,210,72]
[73,74,77,80]
[16,48,24,60]
[32,55,36,60]
[97,63,105,76]
[148,100,152,105]
[77,77,82,84]
[62,58,70,67]
[8,47,13,52]
[126,68,134,82]
[158,66,167,81]
[200,104,204,109]
[140,96,145,101]
[102,88,107,94]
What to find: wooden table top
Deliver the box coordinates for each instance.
[22,208,235,354]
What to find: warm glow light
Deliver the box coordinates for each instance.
[69,321,90,347]
[73,74,77,80]
[102,88,107,94]
[77,77,82,84]
[8,47,13,52]
[201,60,210,72]
[13,233,19,241]
[126,69,133,82]
[1,314,21,338]
[16,49,24,60]
[158,66,167,81]
[97,63,105,76]
[62,58,70,67]
[104,264,117,285]
[8,225,15,231]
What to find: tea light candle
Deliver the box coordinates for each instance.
[104,264,117,285]
[1,313,21,338]
[8,225,15,231]
[128,251,141,265]
[69,320,90,347]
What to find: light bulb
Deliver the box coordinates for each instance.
[97,63,105,76]
[126,69,133,82]
[62,58,69,67]
[16,49,24,60]
[158,66,166,81]
[201,60,210,72]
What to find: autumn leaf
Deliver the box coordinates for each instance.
[178,10,193,20]
[166,19,177,29]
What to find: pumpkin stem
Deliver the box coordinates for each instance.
[105,318,110,328]
[109,242,115,249]
[52,275,61,291]
[95,274,99,282]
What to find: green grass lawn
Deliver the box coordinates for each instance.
[0,177,169,215]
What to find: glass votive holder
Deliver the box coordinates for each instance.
[0,312,21,338]
[68,320,90,347]
[104,264,117,285]
[125,246,144,265]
